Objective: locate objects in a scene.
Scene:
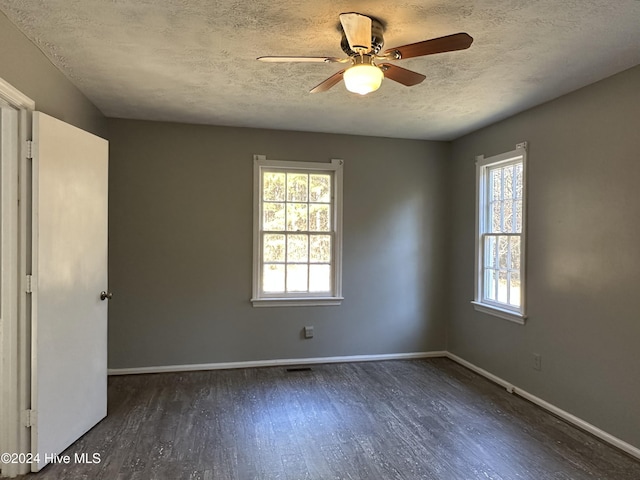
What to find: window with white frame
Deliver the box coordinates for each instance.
[252,156,343,307]
[473,143,527,324]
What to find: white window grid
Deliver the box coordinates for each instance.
[473,144,527,323]
[482,160,523,308]
[260,169,335,295]
[252,157,344,307]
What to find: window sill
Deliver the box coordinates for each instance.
[252,297,344,308]
[471,301,527,325]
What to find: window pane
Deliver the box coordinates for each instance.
[515,199,522,233]
[263,172,285,201]
[309,204,330,232]
[310,174,331,203]
[264,234,285,262]
[263,264,285,293]
[497,271,508,303]
[484,269,497,301]
[491,201,502,233]
[510,236,521,271]
[484,236,497,268]
[490,168,501,203]
[515,164,523,199]
[510,272,521,307]
[310,235,331,263]
[286,203,308,231]
[504,200,513,232]
[309,265,331,292]
[504,165,514,200]
[287,234,308,262]
[287,173,308,202]
[498,236,509,269]
[287,264,308,292]
[263,202,285,231]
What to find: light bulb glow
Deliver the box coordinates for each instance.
[343,64,383,95]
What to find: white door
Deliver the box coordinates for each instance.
[30,112,109,472]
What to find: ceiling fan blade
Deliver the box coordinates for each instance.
[310,70,346,93]
[257,56,345,63]
[339,13,372,52]
[379,64,426,86]
[383,32,473,60]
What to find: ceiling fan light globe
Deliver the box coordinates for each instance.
[343,64,383,95]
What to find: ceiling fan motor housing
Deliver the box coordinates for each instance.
[340,16,385,55]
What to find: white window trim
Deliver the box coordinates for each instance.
[251,155,344,307]
[472,142,528,325]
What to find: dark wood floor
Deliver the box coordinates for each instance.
[16,358,640,479]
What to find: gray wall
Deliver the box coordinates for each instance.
[0,11,106,137]
[448,65,640,448]
[107,119,450,368]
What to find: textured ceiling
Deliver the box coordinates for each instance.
[1,1,639,140]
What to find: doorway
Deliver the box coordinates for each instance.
[0,78,110,477]
[0,79,33,478]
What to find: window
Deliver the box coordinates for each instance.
[252,156,343,307]
[473,143,527,324]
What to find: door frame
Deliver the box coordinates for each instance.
[0,77,34,478]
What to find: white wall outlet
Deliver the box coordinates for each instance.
[304,326,314,339]
[533,353,542,371]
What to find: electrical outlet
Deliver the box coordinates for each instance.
[533,353,542,371]
[304,326,314,339]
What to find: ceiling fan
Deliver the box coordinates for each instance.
[258,12,473,95]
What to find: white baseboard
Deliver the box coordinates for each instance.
[445,352,640,461]
[445,352,516,393]
[107,351,448,376]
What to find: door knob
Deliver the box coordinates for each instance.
[100,291,113,301]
